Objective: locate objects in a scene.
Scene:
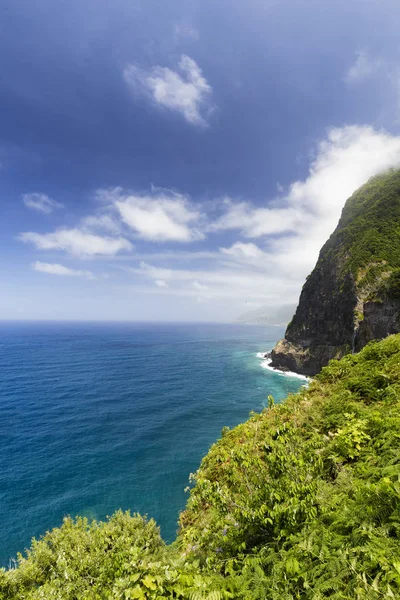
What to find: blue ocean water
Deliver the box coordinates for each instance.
[0,322,305,567]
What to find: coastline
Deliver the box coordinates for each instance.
[256,352,310,382]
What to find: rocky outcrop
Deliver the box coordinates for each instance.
[356,300,400,351]
[269,252,358,376]
[270,169,400,376]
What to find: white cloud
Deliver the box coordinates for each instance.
[220,242,267,259]
[22,193,63,214]
[114,191,204,242]
[19,228,132,256]
[192,280,208,290]
[345,51,383,84]
[155,279,168,287]
[211,200,301,238]
[123,55,213,125]
[33,261,95,279]
[80,214,121,234]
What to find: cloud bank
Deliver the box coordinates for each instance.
[125,126,400,316]
[33,261,94,279]
[215,125,400,277]
[20,229,132,257]
[20,125,400,320]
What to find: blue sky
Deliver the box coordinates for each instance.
[2,0,400,321]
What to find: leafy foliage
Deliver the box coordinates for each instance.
[382,269,400,300]
[0,511,228,600]
[2,335,400,599]
[179,334,400,598]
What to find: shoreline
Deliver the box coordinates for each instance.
[256,352,310,382]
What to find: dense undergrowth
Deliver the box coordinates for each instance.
[1,335,400,599]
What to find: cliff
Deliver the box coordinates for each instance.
[270,168,400,376]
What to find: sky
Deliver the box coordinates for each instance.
[2,0,400,322]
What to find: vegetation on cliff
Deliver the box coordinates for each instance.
[1,334,400,599]
[326,168,400,297]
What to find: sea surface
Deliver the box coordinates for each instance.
[0,321,305,567]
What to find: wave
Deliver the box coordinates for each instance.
[257,353,310,382]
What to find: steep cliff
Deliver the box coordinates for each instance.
[270,168,400,376]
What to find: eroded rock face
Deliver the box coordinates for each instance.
[269,251,358,376]
[356,301,400,351]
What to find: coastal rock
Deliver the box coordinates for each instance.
[270,169,400,376]
[356,300,400,350]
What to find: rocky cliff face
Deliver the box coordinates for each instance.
[356,300,400,350]
[270,169,400,376]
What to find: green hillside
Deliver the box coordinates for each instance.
[325,168,400,299]
[2,335,400,599]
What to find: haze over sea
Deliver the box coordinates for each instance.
[0,322,304,567]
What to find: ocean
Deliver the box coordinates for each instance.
[0,321,305,567]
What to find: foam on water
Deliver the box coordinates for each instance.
[257,352,310,382]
